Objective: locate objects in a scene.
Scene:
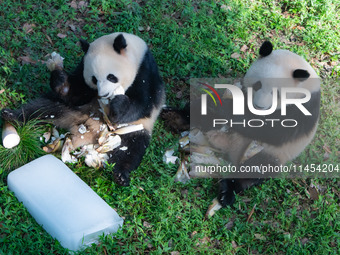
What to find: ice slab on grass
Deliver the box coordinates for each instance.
[7,155,124,251]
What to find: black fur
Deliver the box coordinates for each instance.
[1,97,70,123]
[79,39,90,53]
[109,130,150,186]
[259,41,273,57]
[293,69,310,81]
[160,104,190,132]
[218,178,264,207]
[113,34,127,54]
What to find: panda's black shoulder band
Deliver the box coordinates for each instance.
[113,34,127,54]
[259,41,273,57]
[293,69,310,81]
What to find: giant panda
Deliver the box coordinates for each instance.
[162,41,320,206]
[1,32,165,186]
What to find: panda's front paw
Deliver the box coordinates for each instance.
[113,169,131,186]
[50,69,70,97]
[109,95,129,123]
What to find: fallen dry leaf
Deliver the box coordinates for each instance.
[143,221,151,228]
[69,24,76,32]
[240,44,248,52]
[196,236,210,246]
[221,4,231,11]
[171,252,180,255]
[205,198,222,218]
[231,52,241,59]
[300,237,309,245]
[292,25,305,30]
[254,233,266,241]
[70,0,77,9]
[323,144,332,154]
[45,34,53,45]
[57,33,67,39]
[78,1,88,8]
[308,186,319,200]
[190,231,197,238]
[18,56,37,65]
[23,23,36,34]
[246,203,257,222]
[225,220,234,230]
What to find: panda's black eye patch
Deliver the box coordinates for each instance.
[253,81,262,91]
[92,76,98,85]
[293,69,310,81]
[107,74,118,83]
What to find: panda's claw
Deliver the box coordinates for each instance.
[113,170,130,186]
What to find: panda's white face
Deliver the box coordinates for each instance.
[83,33,148,99]
[243,49,320,110]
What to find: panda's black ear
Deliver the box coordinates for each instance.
[113,34,127,54]
[293,69,310,81]
[259,41,273,57]
[79,38,90,53]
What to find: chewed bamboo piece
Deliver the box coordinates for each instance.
[2,121,20,149]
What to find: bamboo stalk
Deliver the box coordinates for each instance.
[2,121,20,148]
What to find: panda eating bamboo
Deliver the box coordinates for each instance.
[1,32,165,186]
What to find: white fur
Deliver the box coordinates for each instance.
[243,49,320,109]
[83,32,148,98]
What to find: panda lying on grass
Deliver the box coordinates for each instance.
[162,41,321,207]
[1,32,165,186]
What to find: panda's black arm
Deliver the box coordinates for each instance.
[108,50,164,124]
[225,90,320,145]
[108,94,146,123]
[49,59,97,106]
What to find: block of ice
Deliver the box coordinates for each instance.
[7,155,124,251]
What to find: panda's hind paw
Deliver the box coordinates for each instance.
[218,190,236,207]
[113,170,131,186]
[1,109,17,122]
[218,179,236,207]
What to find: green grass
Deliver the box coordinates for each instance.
[0,0,339,254]
[0,119,45,171]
